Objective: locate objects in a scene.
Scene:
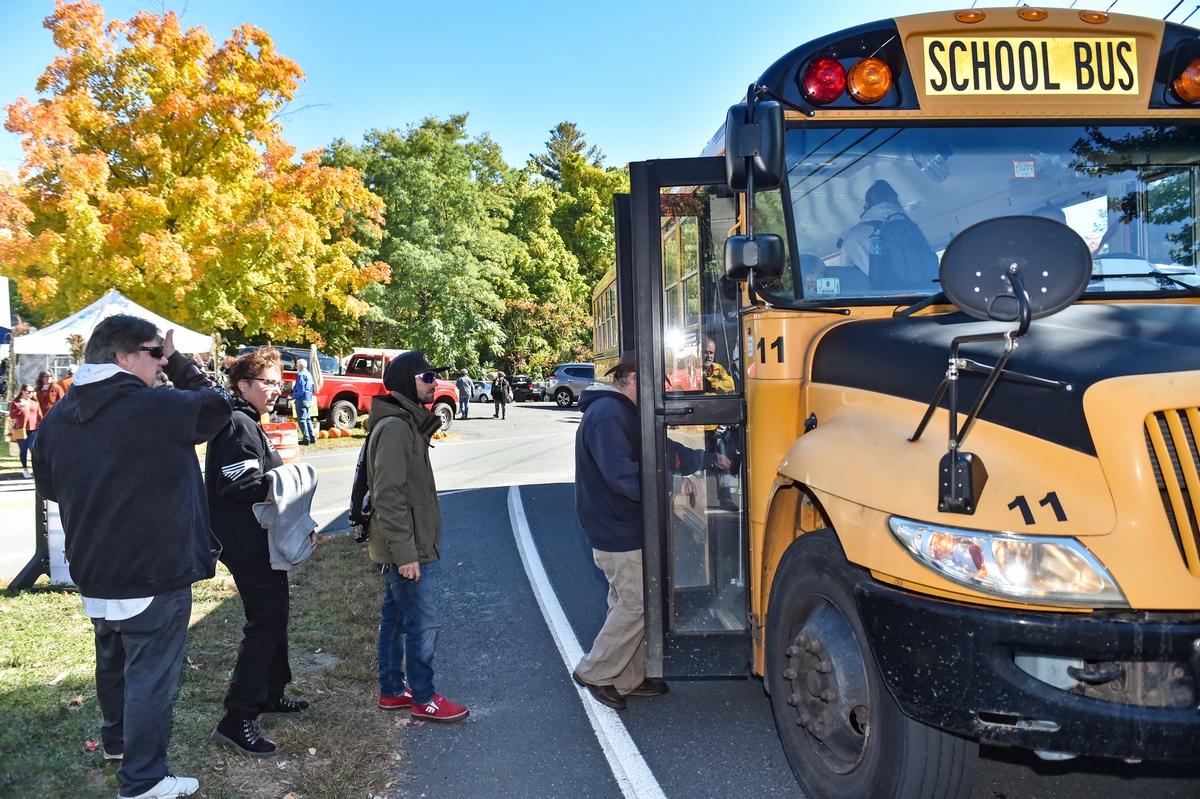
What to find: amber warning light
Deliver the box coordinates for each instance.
[1175,58,1200,103]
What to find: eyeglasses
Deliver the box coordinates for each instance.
[139,346,165,359]
[250,378,284,390]
[419,371,437,384]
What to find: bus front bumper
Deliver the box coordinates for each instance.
[856,581,1200,760]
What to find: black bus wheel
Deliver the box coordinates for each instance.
[765,529,977,799]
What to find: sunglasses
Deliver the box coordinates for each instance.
[139,345,165,359]
[419,371,438,384]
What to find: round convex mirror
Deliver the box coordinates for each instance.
[940,216,1092,321]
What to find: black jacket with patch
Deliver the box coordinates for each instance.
[205,396,284,564]
[32,352,232,599]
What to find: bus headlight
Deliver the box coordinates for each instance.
[888,517,1127,607]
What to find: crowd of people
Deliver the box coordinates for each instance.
[23,315,469,799]
[12,311,690,799]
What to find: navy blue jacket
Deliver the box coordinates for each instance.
[33,353,232,598]
[575,386,641,552]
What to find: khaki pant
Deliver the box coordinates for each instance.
[574,548,645,695]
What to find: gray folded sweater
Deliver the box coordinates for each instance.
[253,463,319,571]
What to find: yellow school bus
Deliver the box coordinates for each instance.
[610,8,1200,799]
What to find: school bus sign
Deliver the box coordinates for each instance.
[923,37,1137,95]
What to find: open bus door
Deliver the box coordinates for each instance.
[618,156,751,678]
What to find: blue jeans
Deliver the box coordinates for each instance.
[458,397,470,418]
[17,429,35,469]
[378,562,439,704]
[296,401,315,443]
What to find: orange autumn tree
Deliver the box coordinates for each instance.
[0,1,388,343]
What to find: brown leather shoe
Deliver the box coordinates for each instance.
[573,672,626,710]
[626,679,669,697]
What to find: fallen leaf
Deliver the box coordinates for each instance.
[69,694,84,707]
[315,647,322,654]
[84,739,99,752]
[0,606,11,613]
[47,671,69,686]
[396,718,410,727]
[307,747,316,755]
[283,795,297,799]
[412,720,425,727]
[457,562,463,566]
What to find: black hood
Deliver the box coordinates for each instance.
[56,372,147,424]
[383,350,433,405]
[811,303,1200,455]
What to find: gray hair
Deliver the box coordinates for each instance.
[612,369,635,387]
[297,358,308,369]
[85,315,160,365]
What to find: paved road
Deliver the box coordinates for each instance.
[4,397,1199,797]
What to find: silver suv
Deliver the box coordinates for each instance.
[546,363,595,407]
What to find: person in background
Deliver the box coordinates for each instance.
[8,384,40,479]
[36,369,64,416]
[56,364,76,395]
[207,347,315,758]
[455,369,474,420]
[292,358,316,446]
[492,371,510,420]
[33,315,232,799]
[368,351,469,722]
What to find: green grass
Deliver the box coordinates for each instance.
[0,537,405,799]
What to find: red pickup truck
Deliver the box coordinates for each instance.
[312,349,458,432]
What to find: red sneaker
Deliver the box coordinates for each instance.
[378,688,412,710]
[411,694,469,723]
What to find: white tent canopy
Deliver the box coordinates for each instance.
[13,290,213,355]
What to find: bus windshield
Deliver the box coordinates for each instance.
[767,124,1200,303]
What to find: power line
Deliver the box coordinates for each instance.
[1166,0,1186,19]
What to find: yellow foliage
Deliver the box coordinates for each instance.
[0,1,389,343]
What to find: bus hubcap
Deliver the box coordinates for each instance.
[782,601,871,771]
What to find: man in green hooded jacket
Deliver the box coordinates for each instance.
[367,350,470,723]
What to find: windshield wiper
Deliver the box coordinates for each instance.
[1089,273,1200,298]
[895,292,946,318]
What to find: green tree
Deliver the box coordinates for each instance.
[531,121,603,182]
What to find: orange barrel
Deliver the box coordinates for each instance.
[263,422,301,465]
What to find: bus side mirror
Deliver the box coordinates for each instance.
[725,99,785,191]
[725,234,785,281]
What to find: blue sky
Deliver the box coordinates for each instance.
[0,0,1192,176]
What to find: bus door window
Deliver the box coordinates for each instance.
[666,424,745,632]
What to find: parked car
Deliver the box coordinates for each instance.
[545,363,595,407]
[472,380,494,403]
[318,349,459,432]
[510,375,545,402]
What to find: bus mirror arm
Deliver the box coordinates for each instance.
[909,268,1035,514]
[753,84,816,118]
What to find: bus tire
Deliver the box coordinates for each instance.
[766,528,977,799]
[327,400,358,431]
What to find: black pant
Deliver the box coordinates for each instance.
[494,399,506,418]
[223,552,292,718]
[93,587,191,797]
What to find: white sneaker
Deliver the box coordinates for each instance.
[22,469,31,479]
[117,775,199,798]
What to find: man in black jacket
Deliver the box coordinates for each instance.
[34,315,231,799]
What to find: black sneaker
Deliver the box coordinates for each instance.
[262,695,309,714]
[212,715,277,757]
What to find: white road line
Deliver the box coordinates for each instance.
[507,485,667,799]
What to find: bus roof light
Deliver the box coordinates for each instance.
[1175,58,1200,104]
[955,10,986,23]
[802,58,846,105]
[847,58,892,103]
[1079,11,1109,24]
[1017,8,1048,21]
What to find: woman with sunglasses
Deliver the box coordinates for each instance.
[8,384,41,478]
[205,347,311,758]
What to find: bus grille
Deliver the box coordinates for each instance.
[1145,410,1200,577]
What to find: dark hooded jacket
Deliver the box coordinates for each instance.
[575,385,642,552]
[365,352,444,566]
[32,352,232,598]
[205,395,284,564]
